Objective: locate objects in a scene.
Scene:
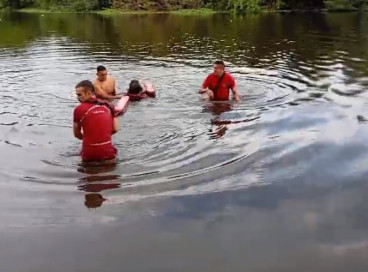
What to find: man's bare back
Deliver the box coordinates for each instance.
[93,66,117,99]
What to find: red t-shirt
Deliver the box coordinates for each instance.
[202,73,236,101]
[73,101,117,161]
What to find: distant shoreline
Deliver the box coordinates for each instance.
[4,8,218,15]
[1,7,366,16]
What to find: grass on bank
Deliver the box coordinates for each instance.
[170,8,218,15]
[96,8,162,15]
[17,7,75,13]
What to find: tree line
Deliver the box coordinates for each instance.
[0,0,366,12]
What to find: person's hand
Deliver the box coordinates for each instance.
[207,89,214,100]
[198,87,209,94]
[233,95,240,101]
[113,94,123,99]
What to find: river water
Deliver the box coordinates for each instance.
[1,11,368,271]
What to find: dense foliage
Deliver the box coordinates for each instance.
[0,0,366,12]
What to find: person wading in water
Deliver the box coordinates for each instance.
[73,80,119,164]
[200,60,240,101]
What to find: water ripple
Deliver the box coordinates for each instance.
[0,15,368,211]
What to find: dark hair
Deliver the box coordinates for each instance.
[128,80,143,94]
[214,60,225,67]
[97,65,107,72]
[75,80,95,93]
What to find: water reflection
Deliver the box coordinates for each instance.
[77,162,120,208]
[0,12,367,70]
[84,193,106,209]
[203,101,233,139]
[77,161,117,174]
[202,101,233,116]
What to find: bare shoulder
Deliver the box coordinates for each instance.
[93,78,101,86]
[108,75,116,82]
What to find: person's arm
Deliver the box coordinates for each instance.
[199,75,214,99]
[73,122,83,140]
[232,87,240,101]
[112,78,118,98]
[73,107,83,140]
[230,77,240,101]
[143,83,156,98]
[94,82,115,99]
[110,80,125,99]
[198,87,210,94]
[113,78,117,93]
[113,93,124,99]
[112,117,119,134]
[199,76,210,94]
[115,91,128,97]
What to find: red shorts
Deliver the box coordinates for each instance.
[81,144,117,162]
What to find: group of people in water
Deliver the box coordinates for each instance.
[73,60,239,165]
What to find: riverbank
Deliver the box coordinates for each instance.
[97,8,218,15]
[3,6,366,15]
[9,7,218,15]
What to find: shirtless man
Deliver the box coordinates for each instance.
[93,65,118,100]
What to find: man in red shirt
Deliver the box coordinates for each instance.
[73,80,119,163]
[200,60,240,101]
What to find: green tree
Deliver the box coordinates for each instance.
[227,0,261,12]
[1,0,35,9]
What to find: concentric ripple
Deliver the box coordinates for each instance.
[1,12,368,222]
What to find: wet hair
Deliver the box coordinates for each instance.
[128,80,143,94]
[75,80,95,93]
[97,65,107,72]
[214,60,225,67]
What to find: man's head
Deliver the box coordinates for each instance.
[213,60,225,76]
[75,80,95,102]
[128,80,143,94]
[96,65,108,82]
